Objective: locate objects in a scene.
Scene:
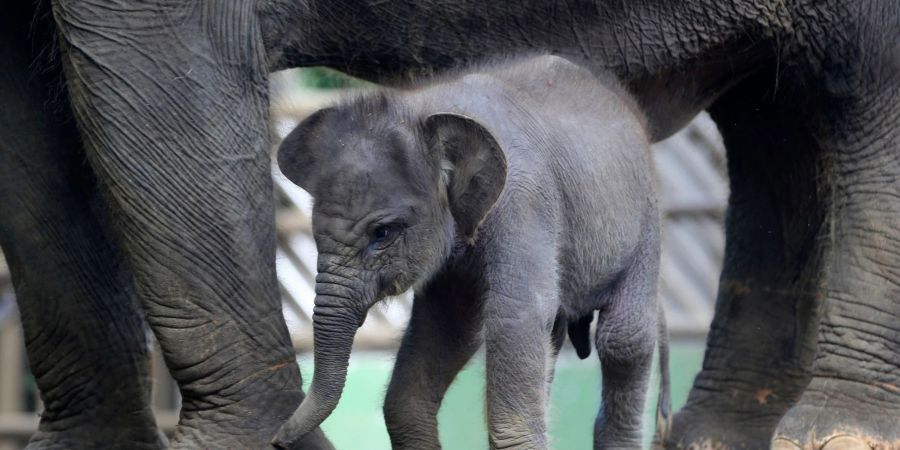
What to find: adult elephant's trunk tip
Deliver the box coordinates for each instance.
[272,300,363,449]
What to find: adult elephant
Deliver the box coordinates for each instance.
[0,1,896,449]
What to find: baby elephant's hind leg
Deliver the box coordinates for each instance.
[594,253,659,450]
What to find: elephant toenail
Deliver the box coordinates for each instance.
[772,438,803,450]
[821,436,871,450]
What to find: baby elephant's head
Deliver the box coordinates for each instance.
[273,95,506,445]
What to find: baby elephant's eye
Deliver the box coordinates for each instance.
[370,223,402,248]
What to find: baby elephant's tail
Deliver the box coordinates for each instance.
[654,301,672,446]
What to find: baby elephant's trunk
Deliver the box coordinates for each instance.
[272,278,367,449]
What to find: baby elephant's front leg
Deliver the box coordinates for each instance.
[384,272,483,450]
[484,290,558,450]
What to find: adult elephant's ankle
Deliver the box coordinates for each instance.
[172,387,303,449]
[383,390,442,450]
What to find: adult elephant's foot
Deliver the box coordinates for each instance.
[666,409,779,449]
[168,389,333,450]
[663,379,792,449]
[26,427,166,450]
[24,400,166,450]
[771,378,900,450]
[21,360,166,450]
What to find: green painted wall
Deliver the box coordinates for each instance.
[299,339,705,449]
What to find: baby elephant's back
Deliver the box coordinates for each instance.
[499,56,658,299]
[412,55,657,269]
[452,55,654,206]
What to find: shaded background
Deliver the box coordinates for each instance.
[0,68,727,449]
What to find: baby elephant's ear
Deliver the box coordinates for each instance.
[424,113,508,240]
[277,107,335,192]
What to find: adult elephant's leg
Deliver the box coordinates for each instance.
[51,2,330,448]
[667,70,826,448]
[0,6,162,448]
[773,4,900,447]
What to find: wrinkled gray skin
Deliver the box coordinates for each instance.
[1,0,896,449]
[275,55,666,450]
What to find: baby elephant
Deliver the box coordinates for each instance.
[273,55,669,450]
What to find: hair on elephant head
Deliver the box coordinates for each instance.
[273,95,507,445]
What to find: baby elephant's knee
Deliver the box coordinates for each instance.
[596,316,656,380]
[383,389,440,441]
